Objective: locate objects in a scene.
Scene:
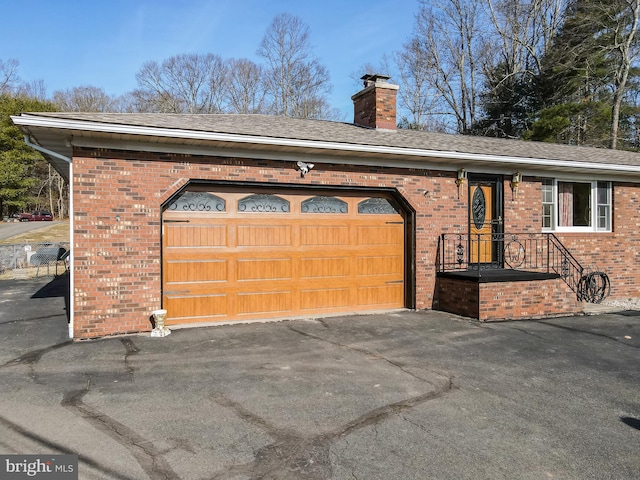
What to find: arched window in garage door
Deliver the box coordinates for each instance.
[238,194,290,213]
[167,191,226,212]
[301,196,348,214]
[357,197,400,214]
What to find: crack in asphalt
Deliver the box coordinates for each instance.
[4,334,176,480]
[120,338,139,381]
[56,338,181,480]
[287,326,440,384]
[209,323,455,480]
[314,318,330,329]
[1,341,73,384]
[1,341,73,368]
[210,377,453,479]
[62,386,180,480]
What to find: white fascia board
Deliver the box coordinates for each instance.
[12,114,640,176]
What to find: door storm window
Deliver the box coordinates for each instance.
[541,179,611,232]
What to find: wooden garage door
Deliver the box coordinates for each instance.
[162,190,405,326]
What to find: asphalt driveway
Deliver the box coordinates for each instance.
[0,276,638,479]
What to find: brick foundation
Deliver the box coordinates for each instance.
[435,276,584,321]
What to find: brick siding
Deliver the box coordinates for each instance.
[70,148,640,338]
[435,276,582,321]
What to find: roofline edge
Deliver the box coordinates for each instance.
[11,114,640,176]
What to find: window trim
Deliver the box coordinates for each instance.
[541,179,612,233]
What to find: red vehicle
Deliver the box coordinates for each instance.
[19,211,53,222]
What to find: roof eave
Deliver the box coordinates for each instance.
[11,114,640,179]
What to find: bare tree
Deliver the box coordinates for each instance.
[0,58,19,94]
[349,56,394,89]
[106,91,139,113]
[225,58,267,113]
[485,0,565,77]
[396,39,447,130]
[133,53,228,113]
[52,85,119,112]
[396,0,567,135]
[257,13,332,119]
[400,0,487,133]
[606,0,640,149]
[15,80,48,100]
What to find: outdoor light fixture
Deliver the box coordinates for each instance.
[511,172,522,198]
[455,168,467,197]
[296,161,314,178]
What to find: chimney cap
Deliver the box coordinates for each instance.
[361,73,392,87]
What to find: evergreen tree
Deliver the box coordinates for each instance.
[0,94,57,218]
[471,62,538,138]
[528,0,640,149]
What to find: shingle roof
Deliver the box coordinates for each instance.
[22,112,640,167]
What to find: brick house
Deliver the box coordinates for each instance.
[12,75,640,339]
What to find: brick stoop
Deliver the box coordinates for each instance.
[435,272,584,321]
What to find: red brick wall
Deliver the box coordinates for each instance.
[503,176,541,233]
[436,277,583,321]
[71,148,469,338]
[478,278,583,320]
[434,277,479,318]
[70,148,640,338]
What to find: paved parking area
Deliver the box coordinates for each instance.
[1,276,639,479]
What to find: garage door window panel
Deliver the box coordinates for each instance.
[167,192,226,212]
[238,194,290,213]
[358,197,400,214]
[301,196,348,214]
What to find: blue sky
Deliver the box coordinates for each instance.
[1,0,419,118]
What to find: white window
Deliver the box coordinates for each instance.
[541,179,611,232]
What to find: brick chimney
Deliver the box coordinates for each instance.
[352,74,399,130]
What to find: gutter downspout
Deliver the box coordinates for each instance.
[24,135,75,340]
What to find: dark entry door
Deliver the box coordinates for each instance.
[469,176,503,265]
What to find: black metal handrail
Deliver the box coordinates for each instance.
[547,233,583,294]
[437,233,609,302]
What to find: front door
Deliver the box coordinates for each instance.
[468,176,503,265]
